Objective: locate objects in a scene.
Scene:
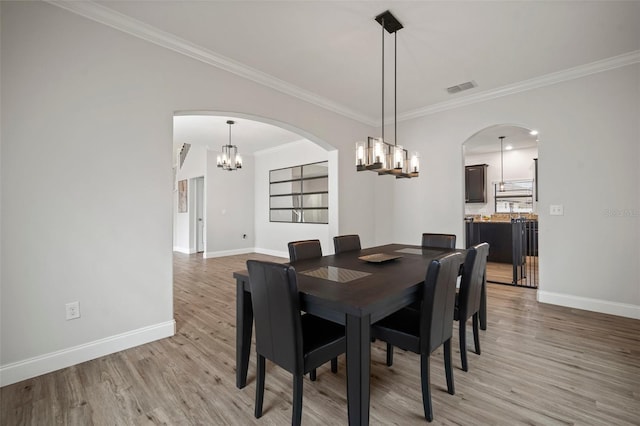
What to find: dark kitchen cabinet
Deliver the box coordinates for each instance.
[465,164,488,203]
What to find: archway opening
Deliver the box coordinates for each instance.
[172,111,339,258]
[462,124,539,288]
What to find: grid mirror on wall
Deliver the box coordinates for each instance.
[269,161,328,223]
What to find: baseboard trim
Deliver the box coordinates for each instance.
[173,246,196,254]
[0,320,176,387]
[203,248,254,258]
[253,248,289,259]
[537,291,640,320]
[204,247,289,259]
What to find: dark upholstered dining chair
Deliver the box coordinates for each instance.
[333,234,361,254]
[287,239,322,262]
[246,260,345,426]
[455,242,489,372]
[421,233,457,249]
[405,233,458,312]
[371,251,464,422]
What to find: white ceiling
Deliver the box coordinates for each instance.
[62,1,639,154]
[93,0,640,122]
[173,115,303,155]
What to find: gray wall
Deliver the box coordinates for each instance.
[1,1,638,385]
[392,65,640,314]
[0,1,374,385]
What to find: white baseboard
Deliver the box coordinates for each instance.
[253,247,289,259]
[537,291,640,320]
[204,248,288,259]
[0,320,176,387]
[173,246,196,254]
[203,248,254,258]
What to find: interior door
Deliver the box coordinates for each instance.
[195,176,205,253]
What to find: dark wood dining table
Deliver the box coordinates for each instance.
[234,243,486,426]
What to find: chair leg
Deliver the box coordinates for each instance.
[444,339,455,395]
[309,369,316,381]
[472,313,481,355]
[459,318,468,372]
[292,374,303,426]
[386,343,394,367]
[420,353,433,422]
[331,357,338,373]
[255,354,265,418]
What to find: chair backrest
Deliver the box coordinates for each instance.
[421,233,457,249]
[458,242,490,321]
[333,235,361,254]
[246,260,303,375]
[288,239,323,262]
[420,251,464,354]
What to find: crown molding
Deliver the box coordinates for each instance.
[47,1,638,127]
[47,0,377,127]
[398,50,640,122]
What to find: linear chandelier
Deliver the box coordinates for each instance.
[217,120,242,171]
[355,10,419,179]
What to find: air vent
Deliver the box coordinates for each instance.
[446,81,477,94]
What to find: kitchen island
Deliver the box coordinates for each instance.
[465,217,538,263]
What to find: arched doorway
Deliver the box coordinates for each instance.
[462,124,539,288]
[172,111,339,258]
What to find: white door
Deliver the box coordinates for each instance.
[195,176,205,253]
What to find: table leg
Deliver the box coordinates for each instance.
[479,272,487,331]
[346,313,371,426]
[236,278,253,389]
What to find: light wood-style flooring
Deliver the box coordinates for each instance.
[2,252,639,425]
[486,257,539,288]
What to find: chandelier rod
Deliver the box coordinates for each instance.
[500,136,505,186]
[381,17,385,144]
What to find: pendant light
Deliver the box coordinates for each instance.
[217,120,242,171]
[355,10,419,179]
[498,136,505,191]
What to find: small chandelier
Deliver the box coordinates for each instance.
[355,10,419,179]
[217,120,242,171]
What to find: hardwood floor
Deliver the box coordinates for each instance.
[486,257,539,288]
[2,252,639,425]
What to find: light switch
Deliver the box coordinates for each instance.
[550,204,564,216]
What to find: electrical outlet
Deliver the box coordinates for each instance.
[549,204,564,216]
[65,301,80,320]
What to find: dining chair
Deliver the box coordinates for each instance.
[371,251,464,422]
[333,234,361,254]
[287,239,322,262]
[246,260,345,426]
[455,242,489,372]
[421,233,457,249]
[406,233,458,312]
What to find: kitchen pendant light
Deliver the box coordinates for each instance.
[355,10,419,179]
[217,120,242,171]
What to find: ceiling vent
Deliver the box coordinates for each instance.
[446,81,477,94]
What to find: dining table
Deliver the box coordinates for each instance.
[233,243,486,426]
